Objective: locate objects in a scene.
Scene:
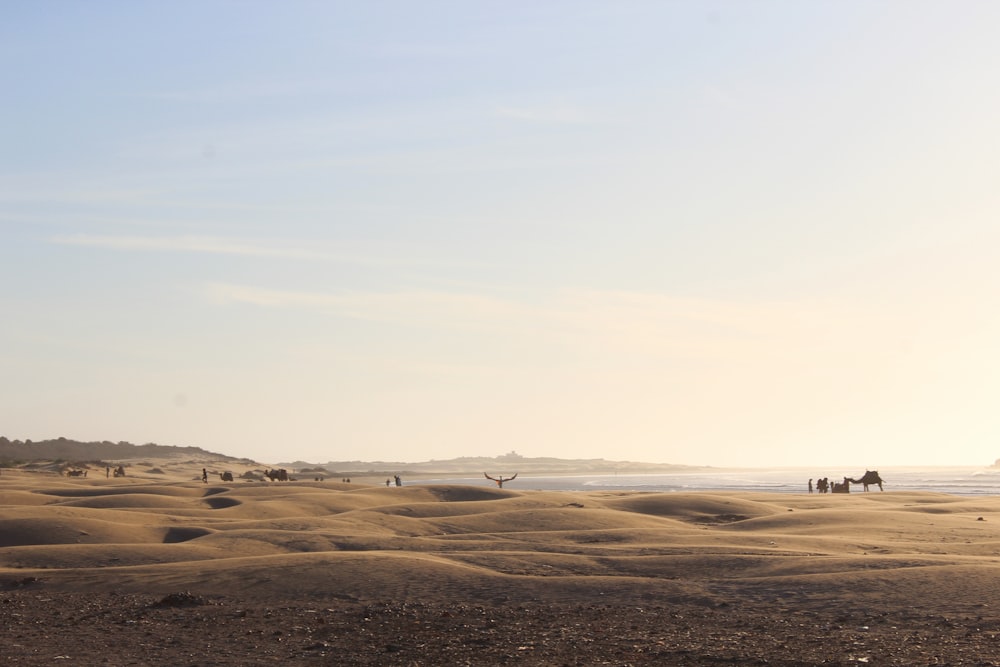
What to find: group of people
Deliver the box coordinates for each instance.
[808,477,847,493]
[385,475,402,487]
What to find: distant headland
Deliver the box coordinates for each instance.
[0,438,705,476]
[279,450,708,477]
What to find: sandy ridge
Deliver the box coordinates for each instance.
[5,458,1000,664]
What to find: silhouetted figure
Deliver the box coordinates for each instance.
[808,479,813,493]
[485,473,517,488]
[202,468,208,483]
[394,475,402,487]
[386,478,391,487]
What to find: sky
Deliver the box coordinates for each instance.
[3,1,1000,468]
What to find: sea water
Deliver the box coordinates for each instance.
[412,467,1000,496]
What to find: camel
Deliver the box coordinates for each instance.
[485,473,517,488]
[849,470,884,492]
[831,477,851,493]
[112,465,125,478]
[264,468,289,482]
[219,471,234,482]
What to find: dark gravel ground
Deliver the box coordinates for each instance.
[4,591,1000,666]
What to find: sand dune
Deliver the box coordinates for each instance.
[2,460,1000,614]
[7,459,1000,664]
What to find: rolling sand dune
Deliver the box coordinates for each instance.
[5,459,1000,664]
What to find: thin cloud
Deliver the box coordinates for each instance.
[49,234,333,260]
[204,283,533,327]
[0,185,164,205]
[48,233,498,272]
[125,78,341,104]
[203,282,890,369]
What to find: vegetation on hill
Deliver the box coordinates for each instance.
[0,437,247,465]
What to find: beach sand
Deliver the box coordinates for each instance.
[4,457,1000,665]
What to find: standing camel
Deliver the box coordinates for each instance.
[849,470,885,492]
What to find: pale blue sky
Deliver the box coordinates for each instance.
[4,2,1000,467]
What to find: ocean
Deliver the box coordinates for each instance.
[411,466,1000,496]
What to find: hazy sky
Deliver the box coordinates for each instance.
[4,2,1000,467]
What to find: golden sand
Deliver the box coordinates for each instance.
[4,457,1000,664]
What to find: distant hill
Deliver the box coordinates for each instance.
[0,437,248,464]
[0,438,704,476]
[281,452,708,476]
